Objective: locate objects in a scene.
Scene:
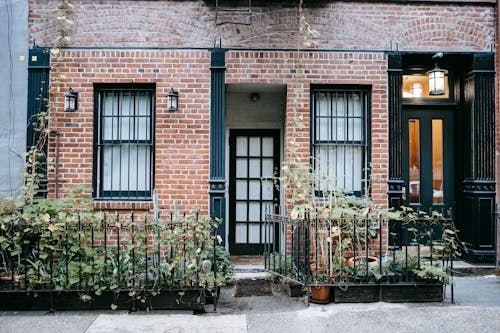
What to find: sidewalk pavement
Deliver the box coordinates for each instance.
[1,276,500,333]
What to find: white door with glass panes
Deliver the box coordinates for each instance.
[229,130,280,255]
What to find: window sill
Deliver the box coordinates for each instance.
[93,200,153,211]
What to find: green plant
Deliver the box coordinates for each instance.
[0,194,230,309]
[267,252,298,277]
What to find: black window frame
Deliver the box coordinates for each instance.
[310,85,371,197]
[92,83,155,201]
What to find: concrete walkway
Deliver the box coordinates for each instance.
[1,276,500,333]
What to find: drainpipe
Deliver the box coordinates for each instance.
[50,130,60,199]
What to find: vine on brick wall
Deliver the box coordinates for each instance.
[25,0,74,201]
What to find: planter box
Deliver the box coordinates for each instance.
[283,281,304,297]
[333,285,379,303]
[0,288,206,312]
[328,282,444,303]
[381,283,443,303]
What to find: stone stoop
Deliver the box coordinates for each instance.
[230,259,274,297]
[452,260,498,276]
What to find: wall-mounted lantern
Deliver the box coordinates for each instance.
[427,53,447,96]
[64,88,78,112]
[167,87,179,112]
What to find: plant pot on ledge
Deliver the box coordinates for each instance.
[310,285,331,304]
[345,256,379,269]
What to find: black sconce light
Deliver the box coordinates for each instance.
[167,87,179,112]
[64,88,78,112]
[427,53,447,96]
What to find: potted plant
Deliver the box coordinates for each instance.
[309,274,330,304]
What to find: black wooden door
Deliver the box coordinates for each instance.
[229,129,280,255]
[402,110,455,214]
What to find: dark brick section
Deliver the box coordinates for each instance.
[29,1,494,51]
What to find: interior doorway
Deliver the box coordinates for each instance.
[225,83,286,255]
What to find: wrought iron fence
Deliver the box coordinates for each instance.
[0,212,221,309]
[264,213,458,302]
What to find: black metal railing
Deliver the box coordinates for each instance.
[264,213,457,301]
[0,212,221,309]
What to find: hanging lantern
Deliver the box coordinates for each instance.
[427,53,447,96]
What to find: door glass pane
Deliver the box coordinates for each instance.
[236,159,247,178]
[249,137,261,156]
[432,119,444,204]
[235,223,247,243]
[248,224,260,243]
[236,136,248,156]
[248,202,260,221]
[249,180,261,200]
[236,202,247,221]
[408,119,420,204]
[249,159,261,178]
[262,159,274,178]
[262,137,273,156]
[236,180,247,200]
[262,180,273,200]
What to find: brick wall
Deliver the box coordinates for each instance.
[28,0,498,253]
[48,49,211,214]
[226,50,388,206]
[29,1,495,52]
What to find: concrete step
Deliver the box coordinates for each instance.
[452,260,498,276]
[232,264,272,282]
[230,257,274,296]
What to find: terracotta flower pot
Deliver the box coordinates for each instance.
[310,285,330,304]
[345,256,379,269]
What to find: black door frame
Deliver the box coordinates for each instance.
[228,129,280,255]
[388,52,496,263]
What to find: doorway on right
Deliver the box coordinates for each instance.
[402,109,455,215]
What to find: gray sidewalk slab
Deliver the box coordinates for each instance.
[86,314,247,333]
[0,276,499,333]
[248,305,500,333]
[0,312,99,333]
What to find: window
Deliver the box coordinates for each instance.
[93,85,154,200]
[402,74,449,99]
[311,87,369,196]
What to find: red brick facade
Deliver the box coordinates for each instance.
[28,0,498,258]
[48,49,211,213]
[29,1,495,51]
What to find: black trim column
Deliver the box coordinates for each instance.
[462,53,496,263]
[209,48,227,245]
[387,53,405,208]
[27,47,51,197]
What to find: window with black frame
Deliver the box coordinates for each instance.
[312,87,369,196]
[93,85,154,200]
